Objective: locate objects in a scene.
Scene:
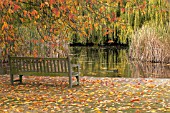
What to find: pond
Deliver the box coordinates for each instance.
[0,47,170,78]
[70,47,170,78]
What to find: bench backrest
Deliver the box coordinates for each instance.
[8,56,71,76]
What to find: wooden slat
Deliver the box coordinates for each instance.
[46,60,49,72]
[19,59,22,70]
[57,60,60,72]
[28,59,31,71]
[12,59,14,68]
[29,59,32,71]
[43,60,46,72]
[32,59,36,71]
[25,59,29,71]
[48,60,51,72]
[40,59,43,72]
[18,72,69,76]
[20,59,23,71]
[23,59,26,71]
[16,59,19,72]
[60,60,63,72]
[22,59,25,71]
[23,59,25,71]
[64,60,67,72]
[36,59,39,72]
[62,60,65,72]
[53,60,57,72]
[50,60,54,72]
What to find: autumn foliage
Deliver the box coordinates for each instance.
[0,0,169,59]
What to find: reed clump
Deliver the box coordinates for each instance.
[129,22,170,63]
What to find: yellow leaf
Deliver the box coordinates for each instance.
[96,110,102,113]
[0,42,5,48]
[2,22,8,30]
[94,23,98,28]
[110,107,116,111]
[150,109,156,113]
[16,97,20,100]
[94,107,101,111]
[20,18,24,22]
[23,10,27,16]
[107,0,111,4]
[58,97,63,103]
[44,25,46,28]
[34,21,37,25]
[8,8,14,13]
[85,103,88,106]
[109,91,114,95]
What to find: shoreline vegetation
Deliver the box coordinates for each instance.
[129,22,170,64]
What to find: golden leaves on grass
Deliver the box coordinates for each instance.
[0,76,170,112]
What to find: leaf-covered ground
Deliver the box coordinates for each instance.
[0,75,170,113]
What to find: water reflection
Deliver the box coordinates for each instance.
[70,47,130,77]
[70,47,170,78]
[130,61,170,78]
[0,47,169,78]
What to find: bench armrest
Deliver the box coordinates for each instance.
[71,64,80,73]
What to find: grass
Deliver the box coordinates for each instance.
[0,75,170,113]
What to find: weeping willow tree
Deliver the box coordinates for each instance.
[70,0,170,45]
[0,0,169,61]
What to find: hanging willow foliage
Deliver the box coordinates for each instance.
[0,0,169,59]
[73,0,170,45]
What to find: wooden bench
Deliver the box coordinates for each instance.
[8,56,80,88]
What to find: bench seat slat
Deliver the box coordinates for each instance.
[17,72,69,76]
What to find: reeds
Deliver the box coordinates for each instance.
[129,22,170,63]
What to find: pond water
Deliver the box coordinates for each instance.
[70,47,170,78]
[0,47,170,78]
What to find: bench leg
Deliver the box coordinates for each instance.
[69,76,72,88]
[19,75,23,84]
[10,74,14,85]
[76,76,80,85]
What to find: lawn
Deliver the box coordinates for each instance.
[0,75,170,113]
